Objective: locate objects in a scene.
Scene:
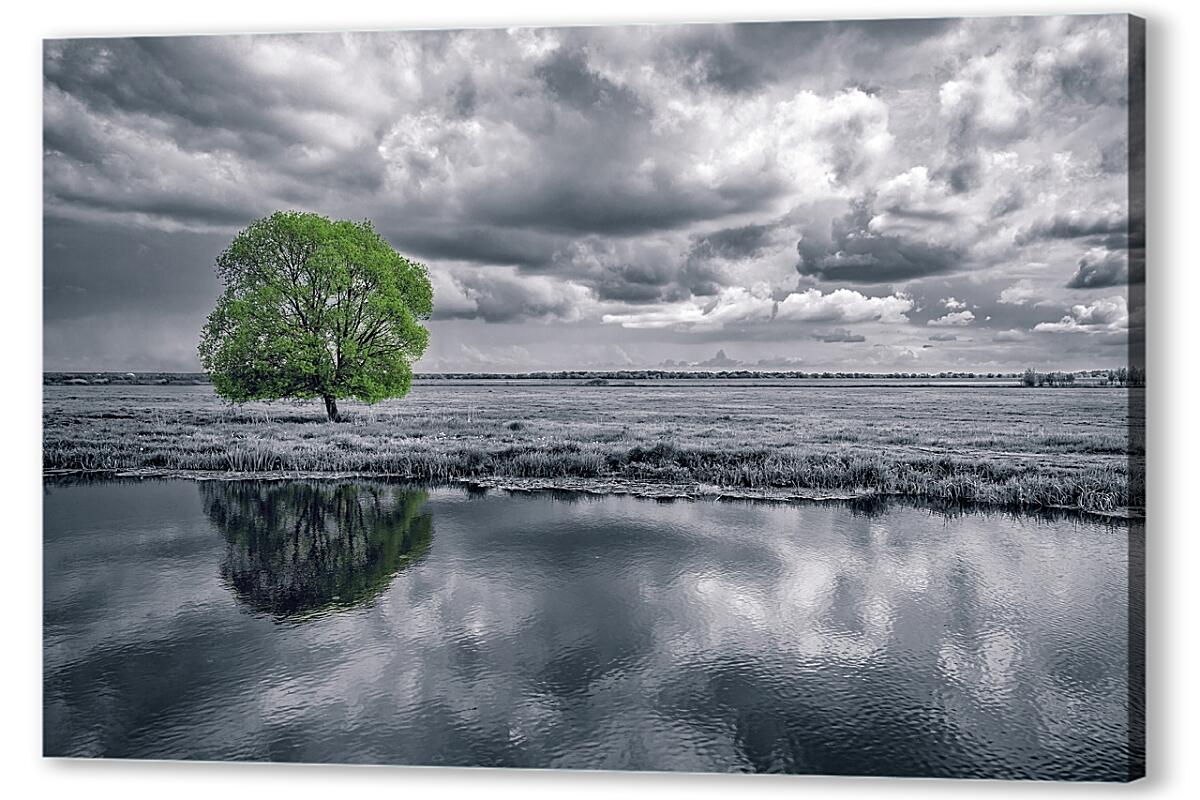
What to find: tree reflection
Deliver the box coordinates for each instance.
[201,481,433,620]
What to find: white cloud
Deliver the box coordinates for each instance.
[602,286,912,331]
[1034,296,1128,334]
[998,279,1040,306]
[939,52,1030,142]
[776,288,913,324]
[927,310,976,327]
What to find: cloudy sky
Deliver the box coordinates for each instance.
[43,14,1140,372]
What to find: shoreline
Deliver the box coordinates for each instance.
[44,383,1139,517]
[42,467,1141,521]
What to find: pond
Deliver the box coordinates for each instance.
[43,479,1142,780]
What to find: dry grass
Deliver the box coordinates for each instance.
[43,381,1143,514]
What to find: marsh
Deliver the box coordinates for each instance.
[43,380,1141,514]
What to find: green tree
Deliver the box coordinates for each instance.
[199,211,433,421]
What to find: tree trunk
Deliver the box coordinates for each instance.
[323,394,341,423]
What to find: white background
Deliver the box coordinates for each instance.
[2,1,1196,796]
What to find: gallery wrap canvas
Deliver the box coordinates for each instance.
[42,14,1145,781]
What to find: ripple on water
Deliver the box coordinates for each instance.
[43,480,1139,780]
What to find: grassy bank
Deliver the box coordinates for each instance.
[43,382,1143,514]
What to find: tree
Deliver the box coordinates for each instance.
[199,211,432,421]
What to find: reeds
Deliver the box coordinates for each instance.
[43,383,1140,514]
[42,436,1133,513]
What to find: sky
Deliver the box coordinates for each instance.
[43,14,1141,373]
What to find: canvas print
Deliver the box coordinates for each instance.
[42,14,1145,781]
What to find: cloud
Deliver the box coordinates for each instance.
[813,328,866,343]
[989,187,1025,217]
[796,193,965,283]
[992,329,1028,342]
[601,286,771,330]
[689,223,776,261]
[1034,296,1128,334]
[1016,206,1128,244]
[939,52,1030,140]
[775,288,913,324]
[865,344,921,366]
[753,355,806,368]
[41,16,1138,372]
[392,225,562,270]
[430,267,594,323]
[927,310,975,327]
[927,333,958,342]
[697,349,742,368]
[1028,18,1131,106]
[665,28,771,94]
[602,286,913,331]
[1066,246,1137,289]
[534,49,644,113]
[677,222,782,296]
[998,279,1040,306]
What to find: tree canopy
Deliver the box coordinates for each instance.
[198,211,433,421]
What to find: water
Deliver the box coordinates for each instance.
[43,479,1141,780]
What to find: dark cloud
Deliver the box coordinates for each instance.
[392,225,561,269]
[681,223,778,296]
[1098,138,1126,174]
[51,187,261,230]
[717,18,956,84]
[813,328,866,343]
[451,77,478,118]
[927,333,958,342]
[535,49,644,114]
[668,30,771,94]
[796,200,963,282]
[989,188,1025,217]
[1017,210,1129,244]
[941,160,980,195]
[593,262,678,303]
[44,37,391,198]
[691,223,775,260]
[41,17,1137,371]
[1066,248,1139,289]
[430,268,589,324]
[469,177,767,237]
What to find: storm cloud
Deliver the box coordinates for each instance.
[43,14,1139,371]
[1066,247,1140,289]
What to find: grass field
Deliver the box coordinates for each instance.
[43,381,1143,515]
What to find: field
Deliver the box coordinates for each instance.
[42,380,1143,515]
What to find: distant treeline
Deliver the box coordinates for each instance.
[1021,367,1146,387]
[44,368,1146,386]
[415,370,1024,381]
[44,372,211,386]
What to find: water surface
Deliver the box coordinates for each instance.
[43,479,1140,779]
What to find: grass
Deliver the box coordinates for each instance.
[43,381,1144,515]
